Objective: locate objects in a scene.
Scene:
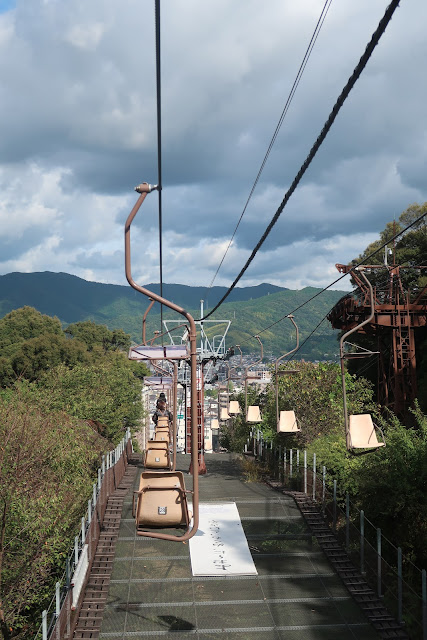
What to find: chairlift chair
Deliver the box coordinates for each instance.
[133,471,192,531]
[154,432,170,444]
[125,182,199,541]
[220,407,230,421]
[228,400,241,415]
[277,410,301,433]
[247,405,261,423]
[144,440,171,469]
[348,414,385,454]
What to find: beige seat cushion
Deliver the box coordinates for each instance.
[135,471,189,527]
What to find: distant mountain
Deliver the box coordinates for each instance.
[0,271,346,359]
[0,272,285,322]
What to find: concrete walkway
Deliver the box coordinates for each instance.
[95,453,381,640]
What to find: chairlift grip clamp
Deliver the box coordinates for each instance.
[134,183,159,194]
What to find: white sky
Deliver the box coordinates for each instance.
[0,0,426,302]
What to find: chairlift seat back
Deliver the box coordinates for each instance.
[349,414,385,449]
[228,400,241,414]
[247,405,261,422]
[154,432,170,443]
[277,410,300,433]
[157,416,170,427]
[145,441,171,469]
[134,471,190,528]
[146,440,168,450]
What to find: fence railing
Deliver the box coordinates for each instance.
[34,429,133,640]
[247,431,427,640]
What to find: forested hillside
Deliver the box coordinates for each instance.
[0,272,346,360]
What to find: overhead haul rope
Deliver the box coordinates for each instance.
[204,0,333,296]
[196,0,402,322]
[155,0,164,341]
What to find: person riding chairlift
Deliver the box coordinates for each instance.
[152,399,173,425]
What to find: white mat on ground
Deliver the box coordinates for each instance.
[189,502,258,576]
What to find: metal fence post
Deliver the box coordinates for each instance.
[333,480,337,532]
[296,449,300,470]
[278,445,282,481]
[398,547,403,624]
[284,447,287,476]
[55,582,61,617]
[312,453,316,501]
[42,610,47,640]
[422,568,426,640]
[322,466,326,515]
[360,510,365,575]
[74,535,79,566]
[88,499,92,525]
[345,493,350,550]
[93,483,97,506]
[377,528,382,598]
[97,468,102,491]
[290,449,293,479]
[66,556,70,589]
[81,517,85,544]
[303,450,307,494]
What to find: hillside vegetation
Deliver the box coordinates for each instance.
[0,308,149,640]
[0,273,346,359]
[222,202,427,571]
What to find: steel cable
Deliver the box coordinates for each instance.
[197,0,402,322]
[204,0,333,295]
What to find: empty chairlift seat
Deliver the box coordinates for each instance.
[247,405,261,423]
[145,440,171,469]
[133,471,192,530]
[348,414,385,450]
[156,416,170,428]
[277,410,301,433]
[155,431,170,444]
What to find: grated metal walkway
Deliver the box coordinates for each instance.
[76,453,384,640]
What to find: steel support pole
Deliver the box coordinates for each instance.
[377,527,382,598]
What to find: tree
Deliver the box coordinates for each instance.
[0,388,108,640]
[0,308,62,358]
[65,321,131,353]
[33,356,144,442]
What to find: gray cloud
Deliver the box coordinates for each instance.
[0,0,426,293]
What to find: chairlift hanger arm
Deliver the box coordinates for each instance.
[274,316,299,429]
[142,298,155,345]
[125,182,199,541]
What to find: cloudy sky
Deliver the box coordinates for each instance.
[1,0,426,304]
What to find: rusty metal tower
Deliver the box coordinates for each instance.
[328,263,427,418]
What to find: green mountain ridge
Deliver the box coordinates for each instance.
[0,272,347,359]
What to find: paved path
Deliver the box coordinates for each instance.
[86,453,382,639]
